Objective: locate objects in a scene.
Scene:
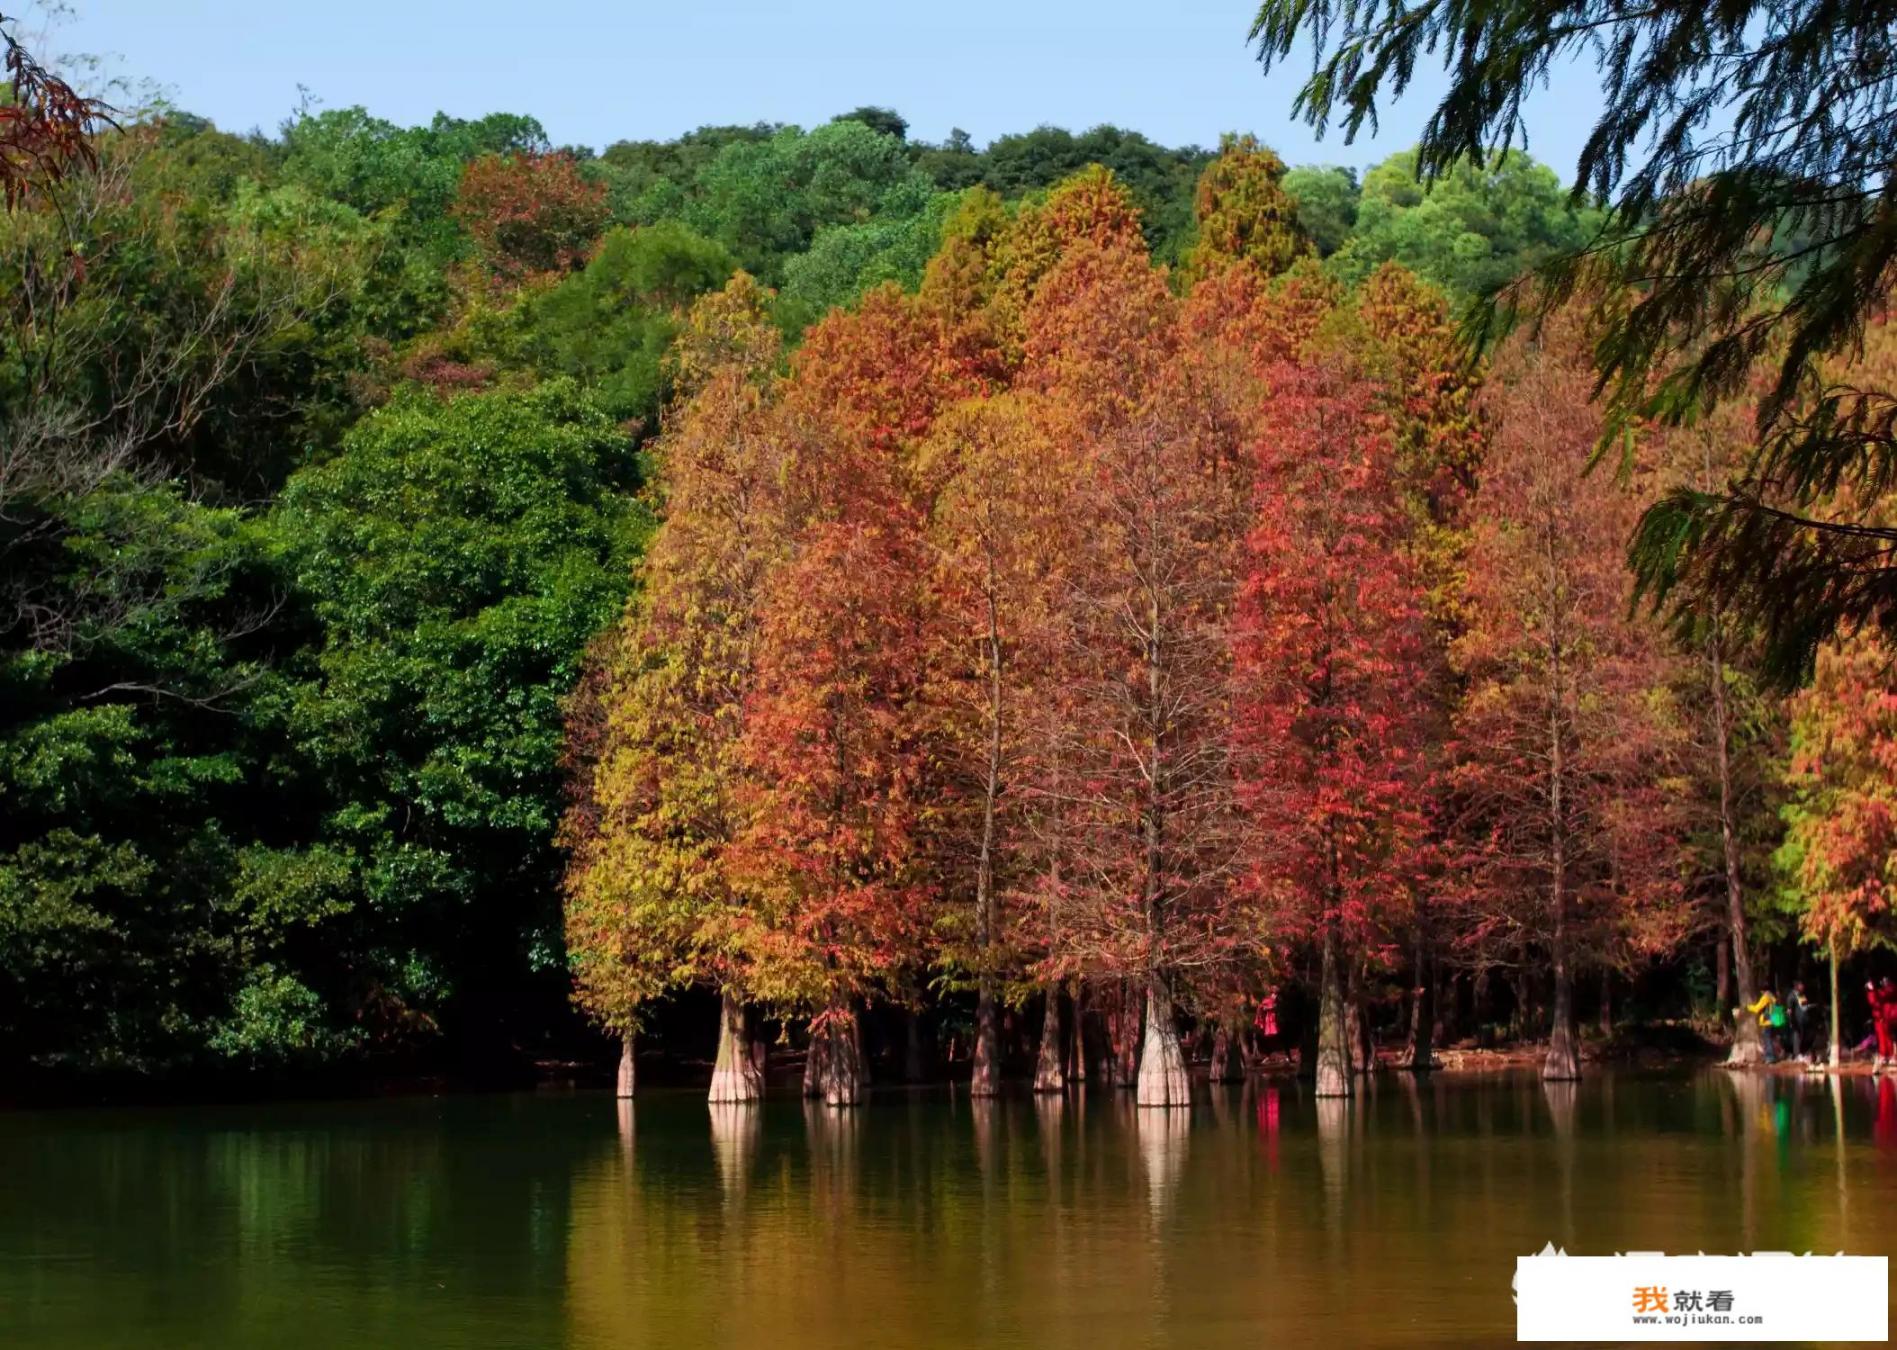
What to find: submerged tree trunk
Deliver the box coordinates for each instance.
[1068,981,1088,1083]
[1112,980,1139,1090]
[1316,928,1351,1098]
[1828,933,1842,1068]
[1544,887,1580,1080]
[708,990,764,1103]
[1346,959,1375,1074]
[615,1028,636,1099]
[1473,965,1491,1044]
[1135,978,1190,1108]
[1408,914,1436,1071]
[1033,987,1065,1093]
[904,1007,926,1083]
[971,985,1001,1097]
[1542,620,1581,1083]
[814,1006,866,1107]
[1715,930,1733,1029]
[802,1024,829,1099]
[1209,1018,1244,1083]
[1709,626,1763,1067]
[970,569,1006,1099]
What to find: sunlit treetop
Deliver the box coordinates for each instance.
[1183,132,1312,283]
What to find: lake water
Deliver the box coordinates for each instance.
[3,1071,1893,1347]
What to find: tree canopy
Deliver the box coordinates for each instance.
[1251,0,1897,685]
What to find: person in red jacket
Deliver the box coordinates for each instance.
[1880,979,1897,1071]
[1869,981,1894,1071]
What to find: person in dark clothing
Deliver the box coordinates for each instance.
[1787,981,1813,1063]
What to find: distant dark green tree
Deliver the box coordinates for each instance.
[978,124,1210,262]
[915,128,985,192]
[596,123,778,224]
[779,185,955,325]
[834,106,908,141]
[0,479,318,1074]
[1251,0,1897,684]
[681,120,934,283]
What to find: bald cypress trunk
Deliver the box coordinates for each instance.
[1033,987,1065,1093]
[904,1008,926,1083]
[814,1006,865,1107]
[1209,1019,1245,1083]
[1408,915,1436,1072]
[1135,978,1190,1108]
[615,1028,636,1099]
[1077,978,1092,1084]
[1346,959,1374,1074]
[1542,611,1581,1083]
[708,990,764,1103]
[971,986,1000,1097]
[802,1025,828,1100]
[1315,927,1350,1098]
[1713,626,1763,1067]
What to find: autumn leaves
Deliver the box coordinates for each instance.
[563,137,1480,1106]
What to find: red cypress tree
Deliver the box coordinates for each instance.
[1021,242,1249,1107]
[1232,359,1434,1097]
[731,515,936,1105]
[1447,306,1688,1081]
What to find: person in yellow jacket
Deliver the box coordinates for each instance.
[1747,989,1781,1065]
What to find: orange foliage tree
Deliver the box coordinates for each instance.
[454,150,609,284]
[1447,307,1690,1081]
[1232,360,1435,1098]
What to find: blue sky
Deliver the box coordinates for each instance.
[48,0,1605,176]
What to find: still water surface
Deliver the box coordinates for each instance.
[3,1071,1894,1348]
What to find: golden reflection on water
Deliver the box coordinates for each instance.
[1,1071,1894,1348]
[556,1073,1897,1349]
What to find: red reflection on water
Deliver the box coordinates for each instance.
[1256,1085,1280,1172]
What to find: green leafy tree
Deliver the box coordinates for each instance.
[1281,164,1359,258]
[0,478,330,1074]
[779,187,956,324]
[914,128,985,192]
[833,106,908,141]
[522,222,737,427]
[683,120,935,283]
[273,381,649,1053]
[596,123,778,225]
[1327,149,1598,301]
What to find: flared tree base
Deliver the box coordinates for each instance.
[1135,987,1190,1109]
[708,991,764,1103]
